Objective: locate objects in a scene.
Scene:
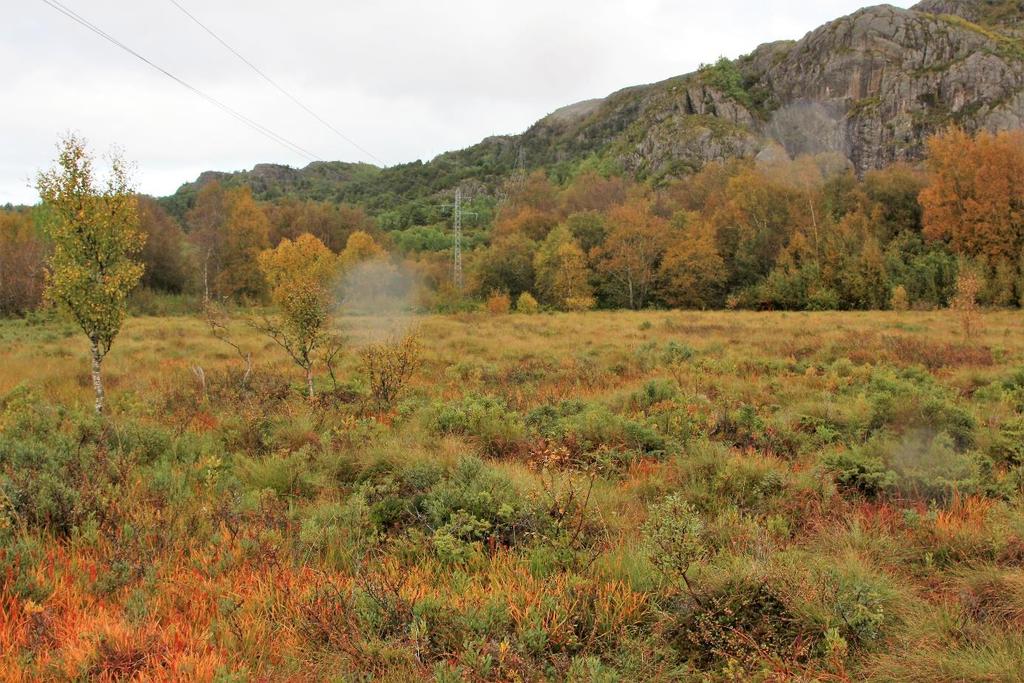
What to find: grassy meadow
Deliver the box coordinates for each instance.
[2,308,1024,680]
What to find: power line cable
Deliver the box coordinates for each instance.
[167,0,385,166]
[39,0,320,162]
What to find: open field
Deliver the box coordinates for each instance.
[2,309,1024,680]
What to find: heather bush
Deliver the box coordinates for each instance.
[525,398,671,464]
[819,566,897,648]
[670,575,810,673]
[421,458,544,559]
[990,416,1024,466]
[627,378,678,411]
[824,449,897,499]
[711,457,787,512]
[428,395,527,456]
[0,398,112,536]
[866,369,977,450]
[825,432,998,503]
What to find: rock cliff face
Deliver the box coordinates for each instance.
[912,0,1024,31]
[511,1,1024,177]
[171,1,1024,208]
[751,3,1024,170]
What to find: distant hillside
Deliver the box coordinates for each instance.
[164,0,1024,227]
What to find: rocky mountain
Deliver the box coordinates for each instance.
[166,0,1024,221]
[517,0,1024,177]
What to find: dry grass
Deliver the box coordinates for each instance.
[1,308,1023,679]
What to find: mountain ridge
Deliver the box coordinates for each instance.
[164,0,1024,226]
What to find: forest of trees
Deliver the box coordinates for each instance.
[3,126,1024,317]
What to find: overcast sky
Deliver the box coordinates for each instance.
[2,0,915,205]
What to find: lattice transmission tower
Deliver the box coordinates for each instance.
[439,186,476,292]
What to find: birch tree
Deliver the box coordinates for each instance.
[256,233,340,397]
[36,135,145,413]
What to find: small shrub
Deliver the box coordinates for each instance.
[999,367,1024,410]
[951,270,983,339]
[421,457,538,549]
[499,354,557,385]
[823,450,897,499]
[429,395,526,456]
[672,578,808,672]
[432,510,491,563]
[554,403,668,457]
[711,404,799,456]
[0,532,51,601]
[486,290,511,315]
[629,378,678,411]
[867,370,977,450]
[823,568,894,647]
[826,432,992,503]
[642,493,707,588]
[661,341,695,365]
[237,451,319,498]
[712,458,786,511]
[886,432,987,502]
[661,341,696,387]
[990,417,1024,466]
[360,333,422,410]
[515,292,539,313]
[890,285,909,312]
[0,399,116,536]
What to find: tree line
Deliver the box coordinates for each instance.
[3,126,1024,317]
[26,135,397,412]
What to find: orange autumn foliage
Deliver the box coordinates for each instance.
[920,127,1024,265]
[592,199,671,309]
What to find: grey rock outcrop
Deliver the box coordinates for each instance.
[506,2,1024,177]
[749,3,1024,171]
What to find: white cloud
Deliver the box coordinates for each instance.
[2,0,914,204]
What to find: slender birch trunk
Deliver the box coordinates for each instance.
[90,338,105,414]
